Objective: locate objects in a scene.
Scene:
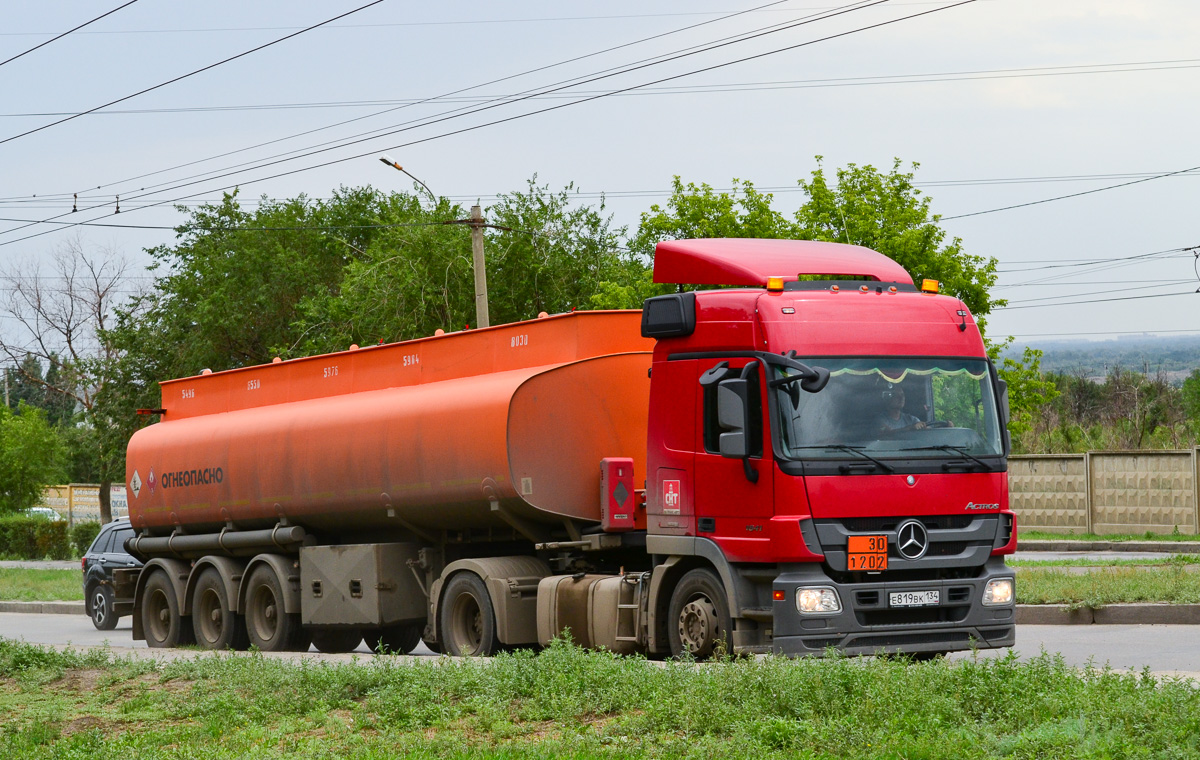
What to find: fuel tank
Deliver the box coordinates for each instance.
[125,311,653,536]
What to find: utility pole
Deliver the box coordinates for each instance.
[470,205,490,329]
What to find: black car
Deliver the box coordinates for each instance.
[81,519,142,630]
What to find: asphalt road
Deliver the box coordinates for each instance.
[2,612,1196,677]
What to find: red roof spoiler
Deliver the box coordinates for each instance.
[652,238,914,286]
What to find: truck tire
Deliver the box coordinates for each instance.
[310,628,363,653]
[141,569,194,648]
[439,573,499,657]
[88,583,118,631]
[244,564,302,652]
[667,568,732,660]
[366,623,423,654]
[191,568,249,651]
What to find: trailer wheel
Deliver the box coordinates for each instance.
[440,573,499,657]
[667,568,732,660]
[310,628,363,653]
[244,564,301,652]
[191,568,249,650]
[366,623,423,654]
[88,583,118,631]
[141,569,194,648]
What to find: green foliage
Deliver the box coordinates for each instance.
[990,342,1060,444]
[0,515,71,560]
[1021,365,1196,453]
[1182,369,1200,420]
[0,405,65,513]
[1017,566,1200,607]
[1,639,1199,758]
[626,161,1003,328]
[70,521,101,556]
[794,158,1002,322]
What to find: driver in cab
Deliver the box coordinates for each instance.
[877,385,925,433]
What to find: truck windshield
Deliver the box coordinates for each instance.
[774,357,1004,461]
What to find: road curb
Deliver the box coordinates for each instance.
[1017,603,1200,625]
[1019,540,1200,554]
[0,601,85,615]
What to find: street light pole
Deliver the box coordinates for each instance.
[378,154,434,199]
[470,205,489,329]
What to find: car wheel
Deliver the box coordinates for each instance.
[89,584,118,631]
[439,573,499,657]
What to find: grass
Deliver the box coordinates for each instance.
[0,569,82,602]
[1,638,1199,759]
[1017,566,1200,607]
[1020,529,1200,543]
[1010,555,1200,568]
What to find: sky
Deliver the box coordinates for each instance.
[1,0,1197,347]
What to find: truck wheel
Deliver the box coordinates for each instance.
[244,564,301,652]
[366,623,423,654]
[668,568,732,660]
[89,584,118,631]
[439,573,499,657]
[310,628,363,653]
[141,569,194,648]
[191,569,249,650]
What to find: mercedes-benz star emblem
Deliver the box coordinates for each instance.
[895,519,929,560]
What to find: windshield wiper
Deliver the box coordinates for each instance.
[904,444,992,471]
[790,445,895,474]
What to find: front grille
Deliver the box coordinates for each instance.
[923,542,969,557]
[828,565,984,584]
[947,586,971,603]
[855,590,880,606]
[857,607,969,627]
[838,515,974,532]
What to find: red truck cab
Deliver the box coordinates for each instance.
[641,239,1016,656]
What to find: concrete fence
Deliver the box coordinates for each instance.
[39,484,128,526]
[1009,451,1198,534]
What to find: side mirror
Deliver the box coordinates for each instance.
[800,366,830,393]
[716,379,750,459]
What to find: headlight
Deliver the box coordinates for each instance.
[983,578,1014,606]
[796,587,842,614]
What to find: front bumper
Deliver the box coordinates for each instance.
[771,557,1015,656]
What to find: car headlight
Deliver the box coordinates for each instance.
[983,578,1014,606]
[796,587,842,614]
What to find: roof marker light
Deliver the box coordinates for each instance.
[830,285,839,293]
[921,279,940,293]
[766,276,785,292]
[888,286,898,294]
[859,284,870,293]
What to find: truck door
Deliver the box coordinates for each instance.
[694,360,775,530]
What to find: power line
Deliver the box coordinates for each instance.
[1003,280,1195,305]
[1003,328,1200,338]
[0,0,140,70]
[0,3,984,36]
[943,165,1200,221]
[4,57,1196,118]
[998,290,1198,311]
[0,0,805,229]
[0,0,387,147]
[996,246,1191,274]
[0,0,905,245]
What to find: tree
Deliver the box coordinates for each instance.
[1183,369,1200,421]
[795,158,1003,321]
[623,160,1004,324]
[0,404,65,513]
[0,237,134,521]
[992,344,1060,445]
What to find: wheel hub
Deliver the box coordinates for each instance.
[678,598,718,657]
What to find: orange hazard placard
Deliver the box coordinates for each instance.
[847,534,887,571]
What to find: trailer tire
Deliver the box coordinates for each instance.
[440,573,499,657]
[366,624,423,655]
[310,628,363,653]
[191,568,249,651]
[667,568,732,660]
[141,569,194,648]
[244,564,302,652]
